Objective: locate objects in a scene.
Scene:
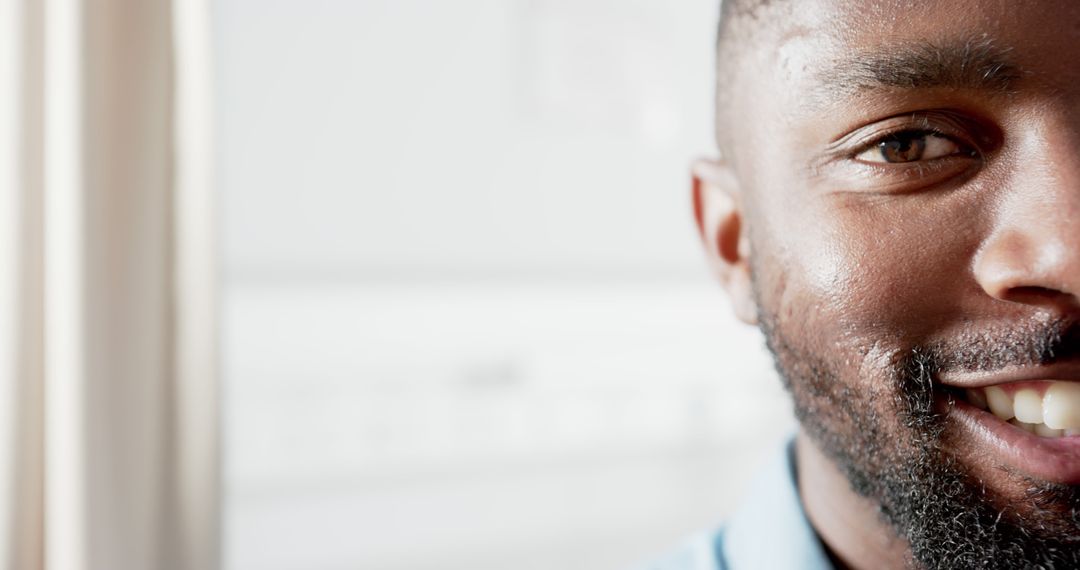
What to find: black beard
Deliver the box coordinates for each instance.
[759,312,1080,569]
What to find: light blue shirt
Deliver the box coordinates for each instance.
[643,439,834,569]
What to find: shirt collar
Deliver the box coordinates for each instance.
[722,437,834,570]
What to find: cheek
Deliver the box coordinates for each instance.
[757,191,986,356]
[829,195,986,334]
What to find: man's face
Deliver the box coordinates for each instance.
[718,0,1080,566]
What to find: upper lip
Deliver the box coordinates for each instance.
[936,360,1080,388]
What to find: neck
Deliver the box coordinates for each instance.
[795,431,911,570]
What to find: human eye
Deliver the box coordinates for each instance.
[816,111,997,195]
[854,130,974,164]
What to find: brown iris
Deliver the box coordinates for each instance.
[877,133,928,163]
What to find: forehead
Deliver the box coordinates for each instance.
[767,0,1080,64]
[735,0,1080,124]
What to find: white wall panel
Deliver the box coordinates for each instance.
[218,0,718,278]
[217,2,794,569]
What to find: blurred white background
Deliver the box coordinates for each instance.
[216,1,794,568]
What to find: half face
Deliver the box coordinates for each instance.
[705,0,1080,566]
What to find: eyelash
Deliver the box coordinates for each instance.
[814,111,999,194]
[852,128,976,163]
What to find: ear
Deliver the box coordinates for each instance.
[692,158,757,325]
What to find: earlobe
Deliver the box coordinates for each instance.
[727,253,758,324]
[692,158,758,325]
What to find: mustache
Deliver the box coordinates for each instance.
[892,317,1080,433]
[913,317,1080,377]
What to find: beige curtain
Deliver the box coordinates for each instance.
[0,0,218,568]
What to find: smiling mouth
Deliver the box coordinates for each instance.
[939,373,1080,484]
[957,381,1080,438]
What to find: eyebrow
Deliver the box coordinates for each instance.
[811,37,1024,103]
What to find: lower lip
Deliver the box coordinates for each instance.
[944,396,1080,484]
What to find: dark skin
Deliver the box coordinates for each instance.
[696,1,1080,568]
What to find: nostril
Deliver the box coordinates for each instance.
[1001,286,1080,309]
[1010,286,1063,297]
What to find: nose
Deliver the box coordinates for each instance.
[974,224,1080,308]
[973,140,1080,310]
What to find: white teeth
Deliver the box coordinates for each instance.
[1043,382,1080,430]
[975,382,1080,438]
[1014,389,1044,424]
[985,386,1015,420]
